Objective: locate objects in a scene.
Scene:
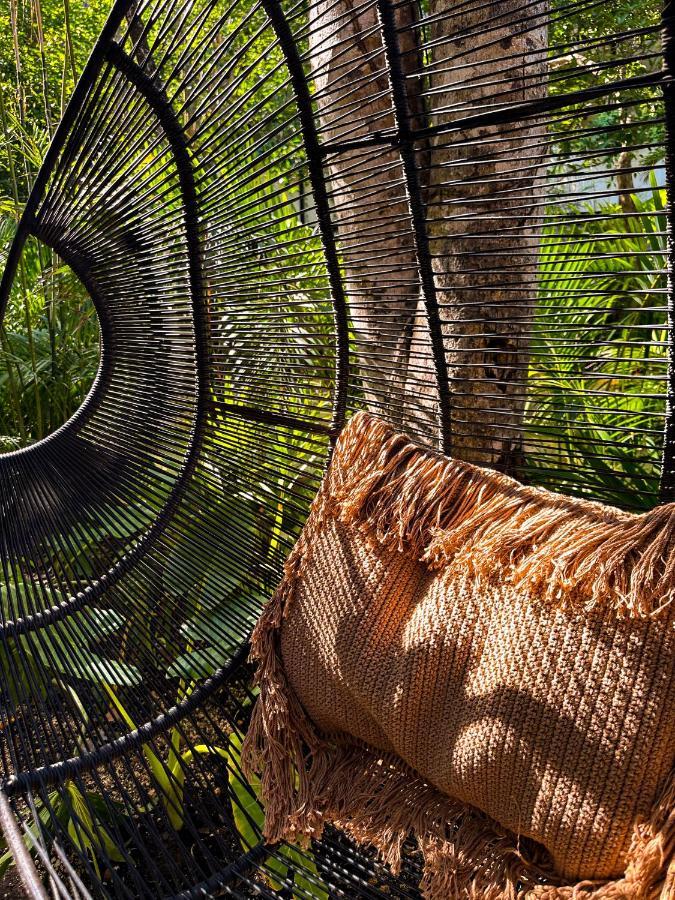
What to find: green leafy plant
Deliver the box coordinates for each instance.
[527,181,667,509]
[0,683,127,882]
[0,218,101,449]
[104,682,228,832]
[0,601,141,706]
[167,592,257,682]
[0,598,139,881]
[0,0,110,450]
[0,782,125,881]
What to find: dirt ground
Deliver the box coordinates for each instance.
[0,868,26,899]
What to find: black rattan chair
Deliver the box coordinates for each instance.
[0,0,673,896]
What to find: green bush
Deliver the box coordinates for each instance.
[527,180,667,509]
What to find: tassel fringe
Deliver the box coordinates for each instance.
[242,412,675,898]
[329,412,675,618]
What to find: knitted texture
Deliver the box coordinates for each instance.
[242,412,675,898]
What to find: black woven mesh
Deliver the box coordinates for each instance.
[0,0,671,896]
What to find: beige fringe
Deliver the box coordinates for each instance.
[241,490,333,846]
[242,411,675,898]
[330,411,675,619]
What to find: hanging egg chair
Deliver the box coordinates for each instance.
[0,0,673,896]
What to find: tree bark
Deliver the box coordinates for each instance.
[309,0,427,430]
[423,0,548,468]
[310,0,548,467]
[616,148,637,215]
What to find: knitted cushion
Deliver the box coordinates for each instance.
[243,412,675,899]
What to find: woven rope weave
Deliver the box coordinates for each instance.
[243,412,675,899]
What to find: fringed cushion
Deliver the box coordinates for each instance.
[242,412,675,899]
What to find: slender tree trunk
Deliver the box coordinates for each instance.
[309,0,427,429]
[422,0,548,468]
[310,0,548,467]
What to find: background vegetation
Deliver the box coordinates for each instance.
[0,0,667,886]
[0,0,667,483]
[0,0,109,450]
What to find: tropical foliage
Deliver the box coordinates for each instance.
[0,0,110,447]
[0,0,669,880]
[526,181,667,508]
